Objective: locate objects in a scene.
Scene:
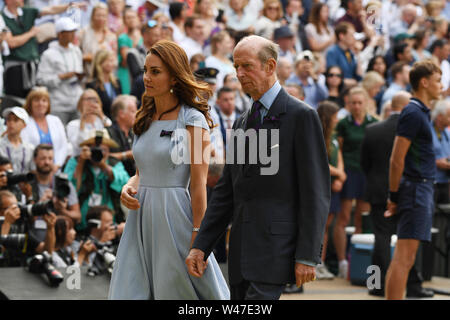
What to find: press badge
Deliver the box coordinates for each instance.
[88,193,102,207]
[34,218,47,230]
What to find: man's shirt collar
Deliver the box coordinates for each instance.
[3,7,23,19]
[252,80,282,113]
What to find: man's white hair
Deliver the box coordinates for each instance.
[432,100,450,122]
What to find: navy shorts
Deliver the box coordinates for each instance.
[340,169,366,200]
[329,191,341,214]
[396,178,434,242]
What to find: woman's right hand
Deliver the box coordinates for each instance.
[121,184,140,210]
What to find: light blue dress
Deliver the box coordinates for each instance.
[108,105,230,300]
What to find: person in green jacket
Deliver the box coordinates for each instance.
[64,129,130,232]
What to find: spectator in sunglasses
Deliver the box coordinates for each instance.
[324,66,345,108]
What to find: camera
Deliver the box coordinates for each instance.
[54,173,71,200]
[85,235,116,276]
[90,130,105,163]
[6,171,35,187]
[90,146,104,163]
[0,233,27,251]
[28,251,64,287]
[19,200,54,219]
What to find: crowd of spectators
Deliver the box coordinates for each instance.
[0,0,449,296]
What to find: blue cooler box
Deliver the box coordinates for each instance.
[349,234,397,286]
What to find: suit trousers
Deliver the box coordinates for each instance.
[370,203,423,289]
[230,280,285,300]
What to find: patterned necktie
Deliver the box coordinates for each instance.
[345,50,352,64]
[246,100,262,130]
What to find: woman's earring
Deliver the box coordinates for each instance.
[170,88,174,94]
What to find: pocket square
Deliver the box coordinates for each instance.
[271,144,279,149]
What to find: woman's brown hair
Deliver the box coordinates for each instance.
[317,101,339,157]
[309,2,330,35]
[55,216,74,250]
[24,87,51,116]
[133,40,214,136]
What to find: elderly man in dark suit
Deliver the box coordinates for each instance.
[360,91,433,298]
[186,35,330,300]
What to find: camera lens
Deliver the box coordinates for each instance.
[90,147,104,162]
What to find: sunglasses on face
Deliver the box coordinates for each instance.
[327,73,342,78]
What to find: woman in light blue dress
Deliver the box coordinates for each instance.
[108,40,230,300]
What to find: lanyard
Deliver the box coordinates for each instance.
[6,146,25,172]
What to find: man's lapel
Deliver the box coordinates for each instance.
[260,89,288,130]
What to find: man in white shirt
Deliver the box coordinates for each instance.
[179,15,206,61]
[36,17,83,124]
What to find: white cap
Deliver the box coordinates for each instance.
[146,0,165,8]
[55,17,79,33]
[2,107,29,125]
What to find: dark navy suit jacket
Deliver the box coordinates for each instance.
[193,88,330,285]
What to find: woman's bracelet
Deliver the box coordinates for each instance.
[192,227,200,232]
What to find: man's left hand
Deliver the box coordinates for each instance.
[295,262,316,287]
[186,248,208,278]
[384,200,397,218]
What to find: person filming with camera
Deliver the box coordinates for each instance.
[0,156,33,203]
[25,144,82,245]
[63,129,130,232]
[72,206,123,275]
[0,190,56,267]
[30,144,81,224]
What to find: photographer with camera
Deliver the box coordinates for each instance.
[0,156,34,205]
[74,206,123,275]
[25,144,81,244]
[63,129,130,231]
[0,190,56,267]
[52,215,96,268]
[30,144,81,223]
